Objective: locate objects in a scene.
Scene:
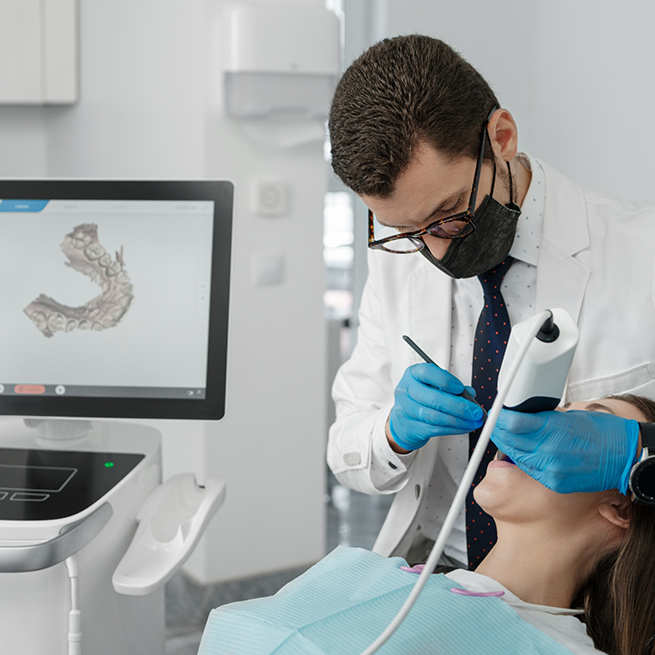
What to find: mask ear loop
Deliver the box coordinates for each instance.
[485,129,497,201]
[507,160,515,205]
[485,108,516,207]
[486,156,515,206]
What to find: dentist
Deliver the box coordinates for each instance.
[327,34,655,568]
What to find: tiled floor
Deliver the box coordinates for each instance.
[165,471,393,655]
[325,472,394,552]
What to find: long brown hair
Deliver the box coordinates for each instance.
[581,394,655,655]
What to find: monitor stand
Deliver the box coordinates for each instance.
[24,418,93,444]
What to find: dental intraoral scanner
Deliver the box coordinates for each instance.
[360,309,579,655]
[0,180,233,655]
[499,309,579,413]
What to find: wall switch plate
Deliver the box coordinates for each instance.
[252,179,288,216]
[251,253,285,286]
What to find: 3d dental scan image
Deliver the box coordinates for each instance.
[24,222,134,337]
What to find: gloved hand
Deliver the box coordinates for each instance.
[491,409,641,494]
[388,363,484,451]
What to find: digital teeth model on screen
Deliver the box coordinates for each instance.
[24,223,134,337]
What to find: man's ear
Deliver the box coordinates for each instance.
[487,108,518,163]
[598,491,631,530]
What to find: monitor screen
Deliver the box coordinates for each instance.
[0,180,232,420]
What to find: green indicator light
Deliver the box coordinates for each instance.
[105,462,114,468]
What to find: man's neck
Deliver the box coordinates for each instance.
[512,155,533,208]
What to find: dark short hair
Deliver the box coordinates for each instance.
[328,35,499,198]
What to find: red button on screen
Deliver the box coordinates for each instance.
[14,385,46,395]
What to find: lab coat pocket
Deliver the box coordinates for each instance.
[566,362,655,402]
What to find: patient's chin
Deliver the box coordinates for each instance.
[474,464,551,521]
[473,476,506,516]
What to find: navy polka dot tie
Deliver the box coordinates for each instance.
[466,256,514,569]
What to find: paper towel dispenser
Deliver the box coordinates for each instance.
[222,4,340,119]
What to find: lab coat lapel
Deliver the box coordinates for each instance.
[534,160,591,324]
[407,260,453,368]
[374,261,452,558]
[407,260,452,506]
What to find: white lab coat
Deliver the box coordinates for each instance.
[327,158,655,558]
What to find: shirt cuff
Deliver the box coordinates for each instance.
[369,409,416,491]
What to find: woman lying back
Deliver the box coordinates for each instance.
[199,393,655,655]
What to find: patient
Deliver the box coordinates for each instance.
[199,394,655,655]
[473,393,655,655]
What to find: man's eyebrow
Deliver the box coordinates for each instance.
[374,190,467,229]
[429,190,467,215]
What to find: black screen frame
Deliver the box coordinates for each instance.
[0,179,232,421]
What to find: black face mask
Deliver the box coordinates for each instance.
[421,162,521,279]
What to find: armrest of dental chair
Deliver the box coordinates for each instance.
[112,473,226,595]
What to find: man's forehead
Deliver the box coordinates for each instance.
[361,148,476,228]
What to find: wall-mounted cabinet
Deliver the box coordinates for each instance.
[0,0,78,104]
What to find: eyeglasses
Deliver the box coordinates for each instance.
[368,107,498,254]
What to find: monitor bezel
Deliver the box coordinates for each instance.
[0,179,232,421]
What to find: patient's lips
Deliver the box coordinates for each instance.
[488,460,516,469]
[490,451,516,468]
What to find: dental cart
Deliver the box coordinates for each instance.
[0,179,233,654]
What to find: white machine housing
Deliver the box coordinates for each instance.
[499,308,580,412]
[0,179,232,654]
[0,420,162,654]
[0,419,225,655]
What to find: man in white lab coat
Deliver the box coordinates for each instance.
[327,35,655,566]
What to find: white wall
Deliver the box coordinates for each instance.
[0,107,48,176]
[43,0,208,179]
[529,0,655,202]
[0,0,328,584]
[377,0,655,203]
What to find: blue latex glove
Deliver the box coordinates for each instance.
[490,409,641,494]
[389,363,484,451]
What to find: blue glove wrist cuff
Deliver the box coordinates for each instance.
[619,420,641,495]
[388,415,416,452]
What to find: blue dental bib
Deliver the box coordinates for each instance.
[198,546,576,655]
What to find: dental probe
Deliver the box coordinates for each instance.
[402,335,488,419]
